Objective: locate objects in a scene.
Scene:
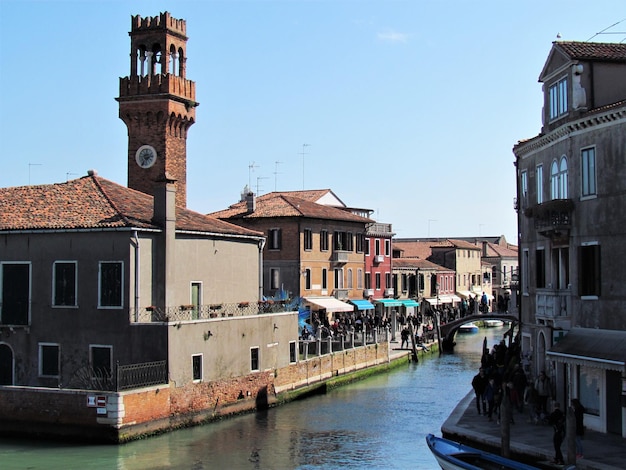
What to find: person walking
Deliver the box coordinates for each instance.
[548,402,566,465]
[535,370,551,418]
[471,368,488,415]
[572,398,586,459]
[484,377,496,422]
[400,327,409,349]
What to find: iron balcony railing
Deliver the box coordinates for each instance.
[130,300,294,323]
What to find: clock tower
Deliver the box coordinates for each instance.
[117,12,198,208]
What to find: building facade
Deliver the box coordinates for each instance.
[513,41,626,436]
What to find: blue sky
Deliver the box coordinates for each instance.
[1,1,624,243]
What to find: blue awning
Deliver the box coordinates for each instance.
[400,299,419,307]
[349,300,375,310]
[374,299,402,307]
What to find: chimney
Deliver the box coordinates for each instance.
[245,191,256,213]
[153,173,177,310]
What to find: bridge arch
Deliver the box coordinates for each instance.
[439,314,518,352]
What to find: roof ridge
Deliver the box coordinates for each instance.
[90,175,132,226]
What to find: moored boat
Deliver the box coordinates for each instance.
[458,322,479,333]
[426,434,540,470]
[483,319,504,328]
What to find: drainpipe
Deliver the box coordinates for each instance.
[258,238,266,300]
[133,230,140,322]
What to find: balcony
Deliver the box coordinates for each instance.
[384,288,394,297]
[333,289,349,300]
[363,289,374,297]
[374,254,384,264]
[524,199,574,239]
[332,250,349,263]
[536,290,572,329]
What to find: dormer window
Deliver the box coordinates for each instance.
[549,77,568,120]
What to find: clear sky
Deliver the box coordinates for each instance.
[1,1,624,243]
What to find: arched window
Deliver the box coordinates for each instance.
[550,156,568,199]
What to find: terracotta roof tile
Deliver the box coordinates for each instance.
[0,175,262,237]
[555,41,626,62]
[210,192,372,223]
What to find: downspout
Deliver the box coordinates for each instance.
[258,238,266,300]
[133,230,140,322]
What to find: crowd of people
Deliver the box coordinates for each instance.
[470,338,586,464]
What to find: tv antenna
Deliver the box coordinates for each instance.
[248,161,259,190]
[586,18,626,42]
[256,176,269,195]
[300,144,310,190]
[273,161,283,191]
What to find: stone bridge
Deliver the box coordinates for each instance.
[439,313,518,352]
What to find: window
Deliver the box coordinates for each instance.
[357,269,363,289]
[268,228,281,250]
[356,233,365,253]
[191,282,201,320]
[322,269,327,290]
[385,273,391,290]
[385,240,390,256]
[520,170,528,208]
[304,228,312,250]
[250,347,260,372]
[333,231,352,251]
[90,345,112,379]
[579,243,600,297]
[192,354,203,381]
[364,238,370,256]
[0,262,30,325]
[536,249,546,288]
[550,157,568,199]
[536,164,543,204]
[577,366,600,416]
[270,268,280,290]
[375,239,381,256]
[99,261,123,308]
[289,341,297,363]
[39,343,60,377]
[549,77,568,120]
[334,268,344,289]
[551,247,570,290]
[522,249,529,295]
[53,261,77,307]
[320,230,329,251]
[347,269,353,289]
[365,272,371,290]
[304,268,311,290]
[581,147,596,197]
[375,273,381,290]
[401,274,407,292]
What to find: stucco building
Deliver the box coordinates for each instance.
[513,40,626,436]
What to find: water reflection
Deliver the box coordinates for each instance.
[0,327,509,470]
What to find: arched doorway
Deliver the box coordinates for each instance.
[536,330,547,377]
[0,343,14,385]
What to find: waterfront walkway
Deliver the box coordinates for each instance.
[441,391,626,470]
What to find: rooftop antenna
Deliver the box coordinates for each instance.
[66,172,79,181]
[300,144,310,190]
[586,18,626,42]
[248,161,259,190]
[28,163,42,185]
[256,176,269,196]
[274,161,282,191]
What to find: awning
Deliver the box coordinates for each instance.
[303,296,353,313]
[349,299,374,310]
[456,291,473,299]
[400,299,419,307]
[440,294,462,303]
[374,298,402,308]
[546,328,626,372]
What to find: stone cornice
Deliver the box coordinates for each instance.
[513,105,626,157]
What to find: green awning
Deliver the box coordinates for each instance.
[374,299,402,307]
[400,299,419,307]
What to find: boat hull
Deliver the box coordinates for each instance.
[426,434,540,470]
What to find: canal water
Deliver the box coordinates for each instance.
[0,326,508,470]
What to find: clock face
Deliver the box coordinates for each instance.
[135,145,157,169]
